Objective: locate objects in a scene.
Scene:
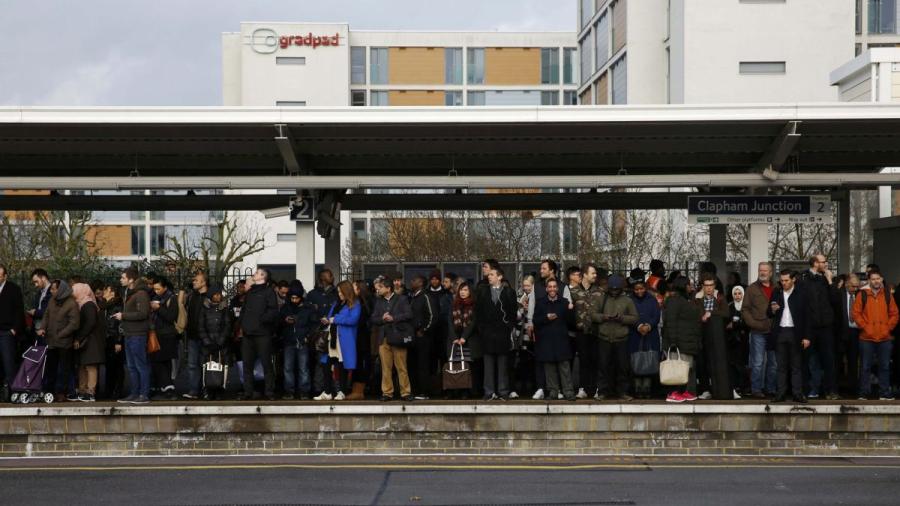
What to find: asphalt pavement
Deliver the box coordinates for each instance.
[2,455,900,505]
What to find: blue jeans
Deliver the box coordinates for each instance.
[859,340,893,397]
[749,332,777,394]
[125,335,151,398]
[186,339,202,395]
[283,343,311,395]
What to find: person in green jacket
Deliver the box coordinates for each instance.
[591,275,638,401]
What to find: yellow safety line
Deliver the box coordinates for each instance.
[1,463,900,472]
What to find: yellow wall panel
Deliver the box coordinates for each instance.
[388,47,444,85]
[87,225,132,257]
[595,73,609,105]
[484,47,541,85]
[388,90,444,106]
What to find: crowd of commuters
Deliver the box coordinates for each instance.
[0,256,896,404]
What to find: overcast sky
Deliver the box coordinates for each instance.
[0,1,575,106]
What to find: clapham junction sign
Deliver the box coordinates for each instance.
[688,195,833,225]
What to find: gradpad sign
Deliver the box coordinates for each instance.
[687,195,833,225]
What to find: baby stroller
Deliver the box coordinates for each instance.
[10,341,54,404]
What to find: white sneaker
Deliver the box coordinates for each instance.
[334,391,345,401]
[557,393,564,400]
[509,391,519,399]
[576,388,588,399]
[732,389,742,400]
[532,389,545,400]
[313,392,333,401]
[699,391,712,400]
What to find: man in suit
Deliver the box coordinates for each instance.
[768,270,811,403]
[835,274,861,397]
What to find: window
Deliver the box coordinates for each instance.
[445,48,463,84]
[611,0,627,54]
[351,90,366,106]
[130,226,145,256]
[541,48,560,84]
[351,47,366,84]
[276,234,297,242]
[371,91,388,106]
[445,91,463,106]
[351,219,367,241]
[370,47,388,84]
[276,101,306,106]
[868,0,898,34]
[563,48,577,84]
[595,13,610,69]
[857,0,863,34]
[467,48,484,85]
[562,218,579,255]
[371,219,389,245]
[563,90,578,105]
[150,225,167,255]
[467,91,485,106]
[611,56,627,104]
[540,91,559,105]
[540,219,560,256]
[579,35,593,85]
[275,57,306,65]
[580,0,595,29]
[739,61,786,74]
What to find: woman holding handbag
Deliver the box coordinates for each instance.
[314,281,361,401]
[149,278,179,401]
[445,281,476,399]
[628,280,661,399]
[661,277,703,403]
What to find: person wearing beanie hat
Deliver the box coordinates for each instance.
[278,286,316,400]
[591,274,638,401]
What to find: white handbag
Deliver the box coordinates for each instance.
[659,346,691,386]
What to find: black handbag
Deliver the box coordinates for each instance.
[630,334,659,376]
[385,322,414,348]
[309,324,330,353]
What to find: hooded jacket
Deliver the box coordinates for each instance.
[44,281,80,349]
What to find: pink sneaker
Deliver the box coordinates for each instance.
[666,391,685,403]
[681,391,698,402]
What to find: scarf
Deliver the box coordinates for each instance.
[452,298,474,330]
[71,283,97,309]
[732,286,745,311]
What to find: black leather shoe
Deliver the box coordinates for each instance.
[401,395,414,402]
[380,395,393,402]
[793,395,808,404]
[773,394,787,402]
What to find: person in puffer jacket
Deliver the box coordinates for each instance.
[278,286,317,399]
[198,286,233,400]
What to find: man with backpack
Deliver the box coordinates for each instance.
[852,270,899,400]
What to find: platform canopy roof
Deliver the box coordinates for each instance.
[1,104,900,210]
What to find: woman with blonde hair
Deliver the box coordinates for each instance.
[314,280,361,401]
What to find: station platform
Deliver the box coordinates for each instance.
[1,400,899,458]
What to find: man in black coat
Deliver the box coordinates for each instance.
[834,274,861,396]
[533,279,575,401]
[408,275,436,400]
[474,266,518,400]
[238,268,280,400]
[798,254,839,400]
[768,270,812,403]
[0,265,25,400]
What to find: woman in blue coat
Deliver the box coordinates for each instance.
[314,280,361,401]
[628,279,661,399]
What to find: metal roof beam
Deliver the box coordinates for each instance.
[756,121,801,181]
[274,123,303,175]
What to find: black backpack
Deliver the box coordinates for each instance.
[860,288,892,313]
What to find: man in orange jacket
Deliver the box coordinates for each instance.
[852,271,899,400]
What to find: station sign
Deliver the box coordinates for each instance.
[289,196,315,222]
[687,195,833,225]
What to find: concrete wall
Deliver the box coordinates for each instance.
[679,0,853,103]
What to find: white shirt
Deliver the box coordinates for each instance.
[847,291,858,329]
[780,287,795,328]
[0,281,5,296]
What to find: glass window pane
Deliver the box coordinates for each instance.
[563,91,578,105]
[371,91,389,106]
[540,91,559,105]
[351,90,366,106]
[563,48,577,84]
[467,91,485,106]
[612,56,627,104]
[540,219,560,257]
[595,13,609,70]
[579,35,592,85]
[562,218,579,255]
[351,47,366,84]
[581,0,594,29]
[541,48,559,84]
[130,226,144,256]
[467,48,484,85]
[445,48,463,84]
[739,61,786,74]
[445,91,463,106]
[370,48,388,85]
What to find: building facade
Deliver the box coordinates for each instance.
[857,0,900,54]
